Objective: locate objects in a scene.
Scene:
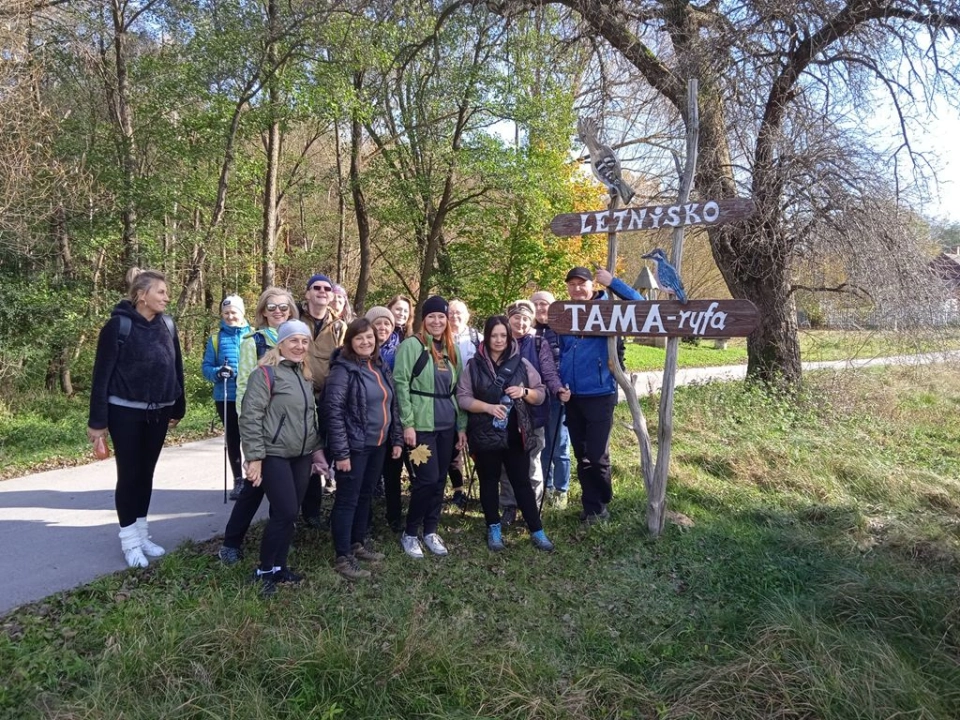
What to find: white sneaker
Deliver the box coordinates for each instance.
[400,533,424,559]
[119,525,148,568]
[423,533,448,556]
[135,518,166,557]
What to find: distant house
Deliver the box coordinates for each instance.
[929,249,960,324]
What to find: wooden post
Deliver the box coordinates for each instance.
[648,79,700,536]
[603,192,656,510]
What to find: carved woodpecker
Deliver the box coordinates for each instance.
[577,117,636,205]
[642,248,688,303]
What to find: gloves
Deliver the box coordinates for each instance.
[216,364,235,380]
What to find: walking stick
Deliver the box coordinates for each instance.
[539,397,565,516]
[222,374,229,504]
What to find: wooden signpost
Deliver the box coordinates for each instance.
[547,299,759,338]
[550,197,754,237]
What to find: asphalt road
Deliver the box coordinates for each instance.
[2,350,955,616]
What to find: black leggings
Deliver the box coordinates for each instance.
[259,455,311,571]
[405,428,456,537]
[474,444,543,532]
[108,404,172,527]
[214,399,243,481]
[381,448,411,528]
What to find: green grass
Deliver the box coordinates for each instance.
[2,363,959,718]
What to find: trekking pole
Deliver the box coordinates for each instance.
[222,374,229,504]
[539,394,565,516]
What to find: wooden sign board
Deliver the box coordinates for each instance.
[547,300,759,338]
[550,197,755,237]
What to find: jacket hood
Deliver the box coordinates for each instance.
[111,299,157,327]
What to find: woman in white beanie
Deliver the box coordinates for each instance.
[201,295,250,500]
[239,319,321,596]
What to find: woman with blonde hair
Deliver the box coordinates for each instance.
[393,295,466,559]
[87,268,185,568]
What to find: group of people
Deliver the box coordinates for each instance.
[87,265,643,595]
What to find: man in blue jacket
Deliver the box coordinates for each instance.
[556,266,643,524]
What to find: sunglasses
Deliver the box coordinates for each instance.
[266,303,290,312]
[311,284,332,292]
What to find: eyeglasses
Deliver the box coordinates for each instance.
[311,284,332,292]
[266,303,290,312]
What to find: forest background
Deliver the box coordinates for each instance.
[2,0,959,402]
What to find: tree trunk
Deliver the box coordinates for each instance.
[350,74,371,314]
[108,0,139,269]
[260,0,280,289]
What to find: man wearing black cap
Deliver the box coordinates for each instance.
[300,273,347,525]
[556,265,643,524]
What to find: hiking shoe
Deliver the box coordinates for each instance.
[530,529,555,552]
[352,542,385,562]
[501,506,517,526]
[450,490,468,510]
[334,555,371,579]
[275,567,303,584]
[218,545,243,565]
[554,491,569,510]
[401,533,424,559]
[423,532,449,556]
[582,508,611,527]
[228,479,244,501]
[323,477,337,494]
[301,515,325,530]
[251,569,279,597]
[487,523,505,552]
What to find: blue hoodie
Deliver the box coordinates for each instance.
[557,277,643,397]
[202,320,251,402]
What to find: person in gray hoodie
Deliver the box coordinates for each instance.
[239,320,320,596]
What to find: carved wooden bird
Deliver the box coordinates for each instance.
[577,117,636,205]
[642,248,688,303]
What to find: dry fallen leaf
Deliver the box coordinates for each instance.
[409,444,432,466]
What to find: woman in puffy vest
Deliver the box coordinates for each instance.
[456,315,554,553]
[201,295,250,500]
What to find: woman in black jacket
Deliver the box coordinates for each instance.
[325,318,403,579]
[87,268,185,568]
[457,315,554,553]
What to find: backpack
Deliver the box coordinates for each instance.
[117,314,175,347]
[258,365,276,396]
[408,337,456,399]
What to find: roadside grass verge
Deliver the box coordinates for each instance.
[2,364,959,718]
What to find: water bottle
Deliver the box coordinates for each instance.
[492,394,513,430]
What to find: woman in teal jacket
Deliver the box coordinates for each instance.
[392,296,466,559]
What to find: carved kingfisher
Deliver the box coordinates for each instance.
[642,248,688,303]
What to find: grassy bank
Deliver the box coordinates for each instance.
[2,364,958,718]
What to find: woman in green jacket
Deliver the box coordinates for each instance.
[393,296,466,559]
[239,319,320,596]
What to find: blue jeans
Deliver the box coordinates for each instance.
[541,396,571,493]
[330,445,388,557]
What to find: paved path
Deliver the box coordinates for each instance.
[2,350,956,616]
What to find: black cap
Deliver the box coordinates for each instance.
[565,266,593,283]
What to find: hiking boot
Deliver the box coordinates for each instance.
[275,567,303,584]
[530,529,555,552]
[450,489,468,510]
[487,523,505,552]
[423,532,449,556]
[218,545,243,565]
[582,508,611,527]
[301,515,325,530]
[501,506,517,527]
[251,568,279,597]
[351,542,385,562]
[401,533,424,559]
[228,478,244,501]
[554,491,569,510]
[334,555,371,579]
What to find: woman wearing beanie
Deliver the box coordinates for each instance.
[87,268,185,568]
[393,295,467,558]
[324,318,403,579]
[239,319,321,596]
[217,287,297,566]
[201,295,250,501]
[457,315,554,552]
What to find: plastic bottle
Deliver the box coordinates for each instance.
[492,394,513,430]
